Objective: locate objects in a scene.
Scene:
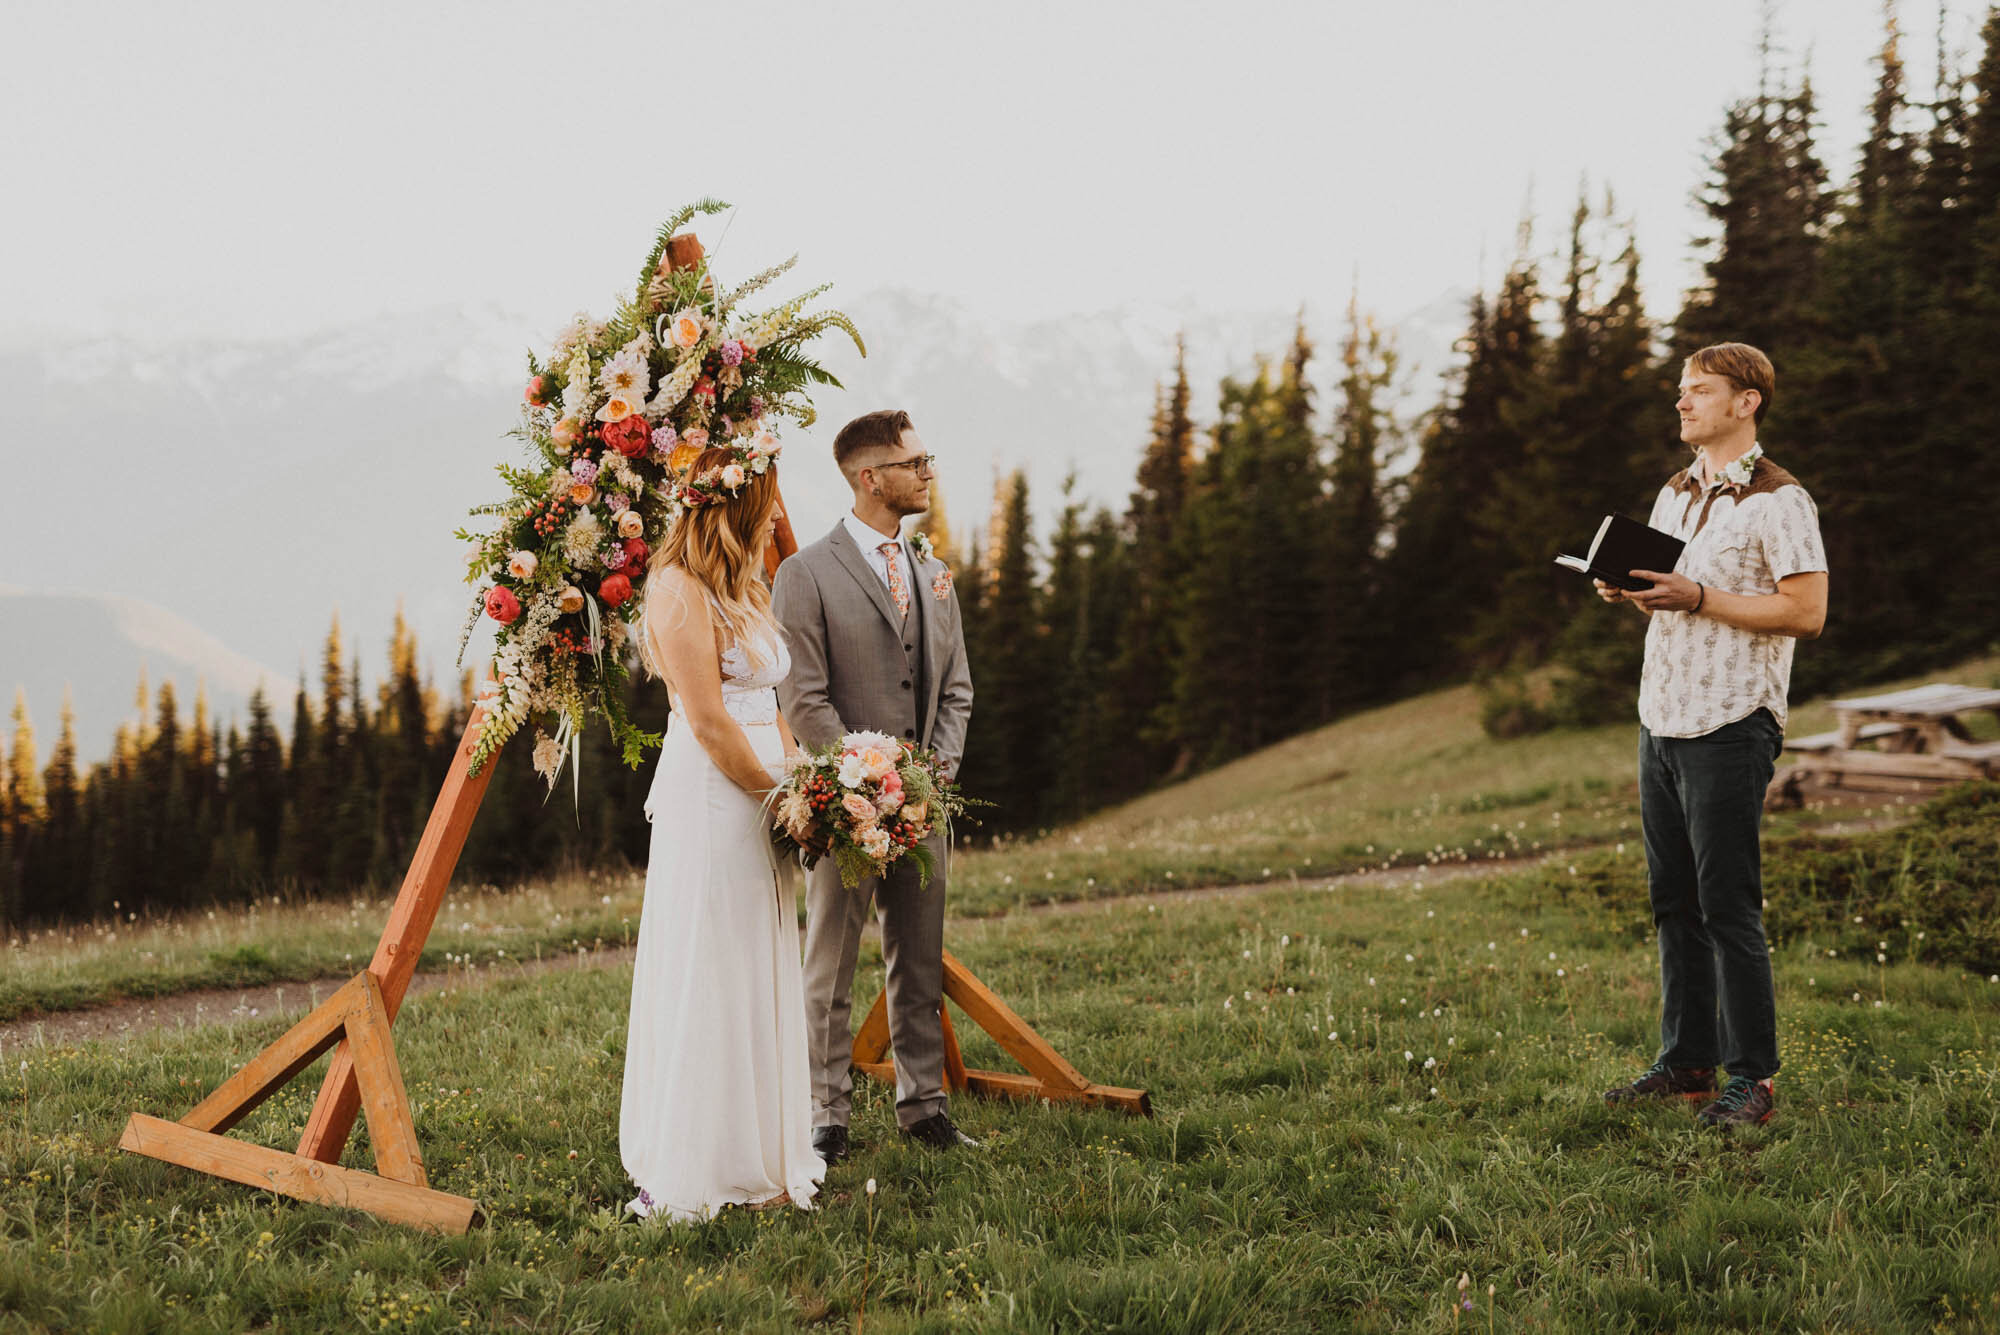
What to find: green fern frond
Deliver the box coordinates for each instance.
[789,310,867,358]
[757,347,846,392]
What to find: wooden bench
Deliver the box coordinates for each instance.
[1784,722,1903,753]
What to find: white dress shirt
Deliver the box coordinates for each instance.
[842,511,912,590]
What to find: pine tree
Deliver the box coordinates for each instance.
[1787,13,1934,684]
[1382,229,1546,685]
[1676,49,1830,366]
[1323,293,1394,715]
[279,670,323,888]
[242,686,287,882]
[7,689,44,825]
[913,478,956,561]
[1168,373,1278,766]
[959,470,1048,831]
[26,690,83,920]
[1103,340,1196,794]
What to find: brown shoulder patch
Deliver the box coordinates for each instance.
[1738,457,1801,499]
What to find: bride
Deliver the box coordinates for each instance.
[622,439,823,1221]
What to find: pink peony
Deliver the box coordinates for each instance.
[485,586,522,625]
[681,427,710,452]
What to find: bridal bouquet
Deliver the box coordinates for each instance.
[769,732,971,888]
[455,199,863,785]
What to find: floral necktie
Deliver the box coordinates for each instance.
[877,541,911,618]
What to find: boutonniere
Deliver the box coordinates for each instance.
[1718,444,1762,490]
[931,568,954,601]
[909,530,935,563]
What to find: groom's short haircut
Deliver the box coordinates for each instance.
[833,409,915,482]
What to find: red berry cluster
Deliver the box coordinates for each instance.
[803,775,838,816]
[548,625,589,657]
[528,496,572,538]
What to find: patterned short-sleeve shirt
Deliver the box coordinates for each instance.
[1637,445,1827,739]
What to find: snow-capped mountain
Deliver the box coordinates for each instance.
[0,287,1469,764]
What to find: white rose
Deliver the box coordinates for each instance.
[507,551,539,580]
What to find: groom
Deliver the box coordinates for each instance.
[774,409,976,1160]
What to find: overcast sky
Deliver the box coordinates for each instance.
[4,0,1985,346]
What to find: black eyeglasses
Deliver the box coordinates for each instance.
[874,454,937,476]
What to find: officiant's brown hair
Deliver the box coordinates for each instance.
[833,409,915,480]
[1684,343,1774,425]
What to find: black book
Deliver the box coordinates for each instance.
[1553,514,1685,592]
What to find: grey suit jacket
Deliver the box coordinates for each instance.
[773,522,973,773]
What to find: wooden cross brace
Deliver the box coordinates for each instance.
[850,951,1151,1116]
[119,970,483,1234]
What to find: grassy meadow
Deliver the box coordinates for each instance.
[5,811,1999,1332]
[4,655,1998,1331]
[8,653,1994,1026]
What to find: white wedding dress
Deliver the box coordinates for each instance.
[620,614,823,1221]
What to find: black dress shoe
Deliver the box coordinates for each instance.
[812,1125,851,1165]
[900,1112,979,1150]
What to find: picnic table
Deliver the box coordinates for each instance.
[1767,682,2000,807]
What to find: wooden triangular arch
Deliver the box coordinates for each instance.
[119,969,483,1234]
[850,951,1150,1115]
[117,227,1143,1235]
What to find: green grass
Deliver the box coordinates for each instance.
[13,653,1995,1025]
[6,834,2000,1332]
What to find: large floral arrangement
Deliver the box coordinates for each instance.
[457,199,863,784]
[769,733,972,888]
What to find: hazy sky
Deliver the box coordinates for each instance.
[4,1,1984,345]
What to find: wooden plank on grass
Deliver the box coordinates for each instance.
[120,1115,481,1234]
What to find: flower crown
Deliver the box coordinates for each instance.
[668,430,783,515]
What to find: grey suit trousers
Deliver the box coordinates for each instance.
[801,834,948,1129]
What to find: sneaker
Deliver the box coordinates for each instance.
[1697,1077,1774,1127]
[1603,1059,1717,1105]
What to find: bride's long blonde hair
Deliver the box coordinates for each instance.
[639,448,783,678]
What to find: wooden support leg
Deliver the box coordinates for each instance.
[121,969,479,1233]
[849,951,1150,1117]
[299,709,495,1165]
[938,1002,968,1094]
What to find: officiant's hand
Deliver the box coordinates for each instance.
[1591,578,1629,605]
[1626,570,1702,613]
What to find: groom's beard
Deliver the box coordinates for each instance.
[892,483,932,518]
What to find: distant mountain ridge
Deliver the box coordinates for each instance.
[0,287,1469,768]
[0,587,290,766]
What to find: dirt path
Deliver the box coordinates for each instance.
[0,817,1898,1052]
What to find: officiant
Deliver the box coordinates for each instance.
[1593,342,1827,1129]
